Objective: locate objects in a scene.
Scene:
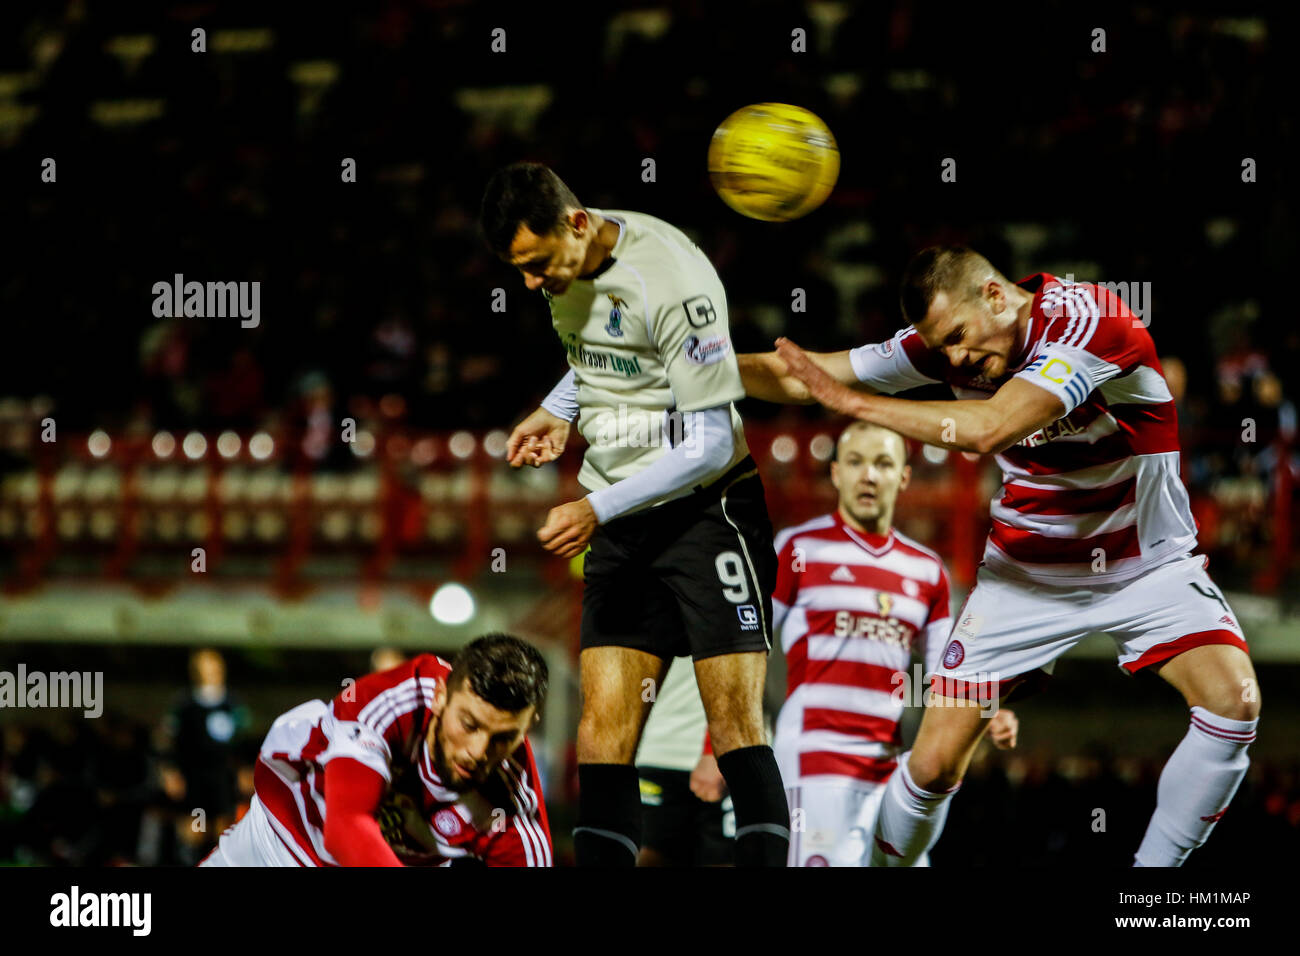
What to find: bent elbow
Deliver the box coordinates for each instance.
[972,426,1004,457]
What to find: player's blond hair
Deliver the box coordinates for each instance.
[833,421,908,463]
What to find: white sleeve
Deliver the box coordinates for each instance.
[317,711,393,782]
[540,369,579,423]
[847,328,942,393]
[585,404,735,523]
[1013,343,1121,417]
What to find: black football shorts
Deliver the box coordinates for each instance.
[580,456,777,661]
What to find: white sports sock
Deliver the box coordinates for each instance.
[1134,705,1257,867]
[870,752,958,866]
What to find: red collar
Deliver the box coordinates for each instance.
[834,510,894,555]
[1007,272,1056,372]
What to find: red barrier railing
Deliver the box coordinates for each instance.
[3,423,1294,596]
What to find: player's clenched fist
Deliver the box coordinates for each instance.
[507,407,570,468]
[538,498,598,558]
[689,753,727,803]
[988,708,1019,750]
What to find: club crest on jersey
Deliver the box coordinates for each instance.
[605,294,628,337]
[876,592,894,617]
[902,578,920,598]
[942,639,965,669]
[434,808,463,838]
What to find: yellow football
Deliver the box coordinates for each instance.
[708,103,840,221]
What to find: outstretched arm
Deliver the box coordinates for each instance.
[775,337,1064,455]
[737,349,871,404]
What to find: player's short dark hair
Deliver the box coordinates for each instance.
[479,162,584,258]
[899,245,996,325]
[446,633,549,713]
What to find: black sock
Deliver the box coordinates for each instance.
[717,745,790,867]
[573,763,642,867]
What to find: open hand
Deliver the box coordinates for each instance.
[507,407,570,468]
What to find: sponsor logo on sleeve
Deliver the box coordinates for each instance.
[684,334,731,366]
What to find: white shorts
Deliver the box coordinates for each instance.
[199,794,306,867]
[785,782,928,867]
[933,553,1249,698]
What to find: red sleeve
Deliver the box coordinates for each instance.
[929,563,952,628]
[899,326,950,380]
[483,742,553,867]
[702,732,712,756]
[323,757,404,867]
[773,534,800,608]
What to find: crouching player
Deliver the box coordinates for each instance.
[200,633,552,867]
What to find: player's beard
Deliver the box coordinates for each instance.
[429,722,487,792]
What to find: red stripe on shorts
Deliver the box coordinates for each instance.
[1120,629,1249,674]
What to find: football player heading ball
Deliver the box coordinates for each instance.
[741,246,1261,867]
[480,162,790,867]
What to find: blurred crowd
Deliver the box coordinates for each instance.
[0,649,253,866]
[1,1,1293,428]
[1,2,1295,590]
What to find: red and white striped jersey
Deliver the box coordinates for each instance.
[772,512,952,788]
[848,273,1196,585]
[253,653,552,867]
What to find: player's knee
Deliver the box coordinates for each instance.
[1189,675,1261,723]
[706,713,765,754]
[577,709,641,762]
[905,749,965,793]
[1200,689,1260,723]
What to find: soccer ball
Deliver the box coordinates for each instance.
[708,103,840,222]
